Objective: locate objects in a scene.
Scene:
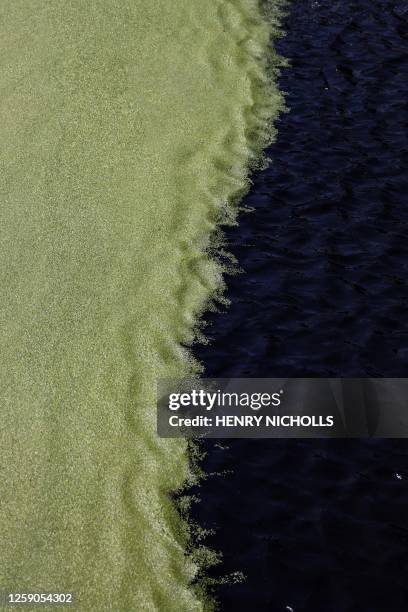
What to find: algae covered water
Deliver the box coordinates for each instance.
[0,1,283,609]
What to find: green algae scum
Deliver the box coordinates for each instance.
[0,1,283,609]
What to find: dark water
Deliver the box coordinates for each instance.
[192,1,408,610]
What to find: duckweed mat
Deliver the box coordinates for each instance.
[0,1,284,609]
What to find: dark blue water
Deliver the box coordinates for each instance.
[192,1,408,610]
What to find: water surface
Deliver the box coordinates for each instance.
[194,1,408,609]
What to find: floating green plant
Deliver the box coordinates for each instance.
[0,1,285,609]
